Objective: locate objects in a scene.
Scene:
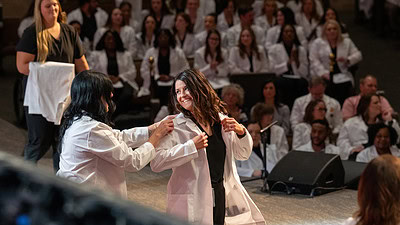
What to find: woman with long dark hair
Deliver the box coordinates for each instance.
[57,70,174,197]
[134,14,157,59]
[295,0,321,39]
[173,12,196,57]
[150,69,265,225]
[143,0,175,30]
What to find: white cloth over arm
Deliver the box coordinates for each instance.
[24,62,75,125]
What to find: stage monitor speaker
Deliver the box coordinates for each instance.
[342,160,367,190]
[267,151,345,196]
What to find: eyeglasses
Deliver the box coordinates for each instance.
[209,37,220,41]
[316,107,327,112]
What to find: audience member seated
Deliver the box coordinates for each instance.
[67,0,108,44]
[255,0,278,32]
[342,75,393,121]
[356,123,400,162]
[287,0,323,17]
[292,99,326,149]
[185,0,205,34]
[93,8,136,57]
[228,27,270,74]
[338,94,400,161]
[217,0,240,32]
[269,23,309,108]
[343,155,400,225]
[142,0,174,31]
[173,13,196,57]
[194,29,230,92]
[226,6,265,48]
[221,84,248,125]
[309,20,362,105]
[88,31,138,117]
[134,15,157,59]
[195,13,227,49]
[308,7,349,42]
[140,29,190,106]
[119,1,140,32]
[295,0,321,40]
[69,21,92,57]
[291,76,342,135]
[297,119,344,158]
[250,104,289,171]
[264,7,307,52]
[17,0,34,39]
[251,80,291,135]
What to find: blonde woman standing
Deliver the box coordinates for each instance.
[16,0,89,171]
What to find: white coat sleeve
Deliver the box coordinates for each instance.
[346,38,362,66]
[150,135,199,172]
[355,149,369,163]
[292,124,309,150]
[88,123,155,172]
[118,53,138,90]
[139,49,152,91]
[230,129,253,161]
[277,130,289,160]
[290,99,303,131]
[337,124,354,160]
[228,48,246,74]
[194,50,212,75]
[331,101,343,134]
[292,46,309,79]
[126,28,137,59]
[309,40,329,76]
[264,28,275,52]
[269,45,288,75]
[259,47,270,73]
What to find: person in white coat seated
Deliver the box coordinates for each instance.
[297,119,344,158]
[268,23,309,109]
[67,0,108,43]
[253,0,285,17]
[337,94,400,161]
[255,0,278,34]
[292,99,327,150]
[57,70,174,198]
[93,8,136,58]
[119,1,141,32]
[185,0,205,34]
[141,0,175,31]
[264,7,308,52]
[173,12,196,57]
[194,29,230,92]
[309,19,362,105]
[194,13,228,49]
[229,27,270,74]
[134,15,157,59]
[217,0,240,32]
[291,76,343,135]
[287,0,323,18]
[226,6,266,48]
[221,84,249,125]
[150,69,266,225]
[89,30,139,117]
[356,123,400,163]
[342,155,400,225]
[140,29,190,106]
[295,0,321,40]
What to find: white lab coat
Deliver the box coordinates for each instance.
[194,30,228,49]
[194,46,230,90]
[57,116,155,198]
[88,50,139,92]
[287,0,324,17]
[255,15,276,33]
[141,10,175,30]
[356,145,400,163]
[226,24,266,48]
[134,32,155,59]
[217,12,240,32]
[236,125,289,177]
[309,37,362,85]
[295,13,319,39]
[297,141,345,159]
[264,25,308,52]
[92,26,136,58]
[115,0,142,31]
[67,7,108,31]
[292,122,311,150]
[140,47,190,90]
[175,32,196,57]
[228,46,270,74]
[268,43,309,79]
[150,113,265,225]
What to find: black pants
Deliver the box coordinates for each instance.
[24,107,60,171]
[156,85,172,106]
[112,81,134,117]
[212,181,225,225]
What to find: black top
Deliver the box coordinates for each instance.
[158,50,171,76]
[81,9,98,41]
[330,47,341,78]
[194,120,226,184]
[284,44,294,74]
[107,54,119,76]
[248,54,254,73]
[16,23,85,63]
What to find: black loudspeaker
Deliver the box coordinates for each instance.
[342,160,367,190]
[267,151,345,196]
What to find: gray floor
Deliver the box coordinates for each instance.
[1,7,399,225]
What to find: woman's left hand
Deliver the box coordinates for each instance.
[221,117,245,135]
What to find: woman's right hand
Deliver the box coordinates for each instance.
[148,118,174,148]
[192,132,208,150]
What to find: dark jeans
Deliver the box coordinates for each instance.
[24,107,60,172]
[212,181,226,225]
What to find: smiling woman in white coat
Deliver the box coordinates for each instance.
[150,69,265,225]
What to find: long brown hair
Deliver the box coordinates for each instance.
[205,29,224,64]
[34,0,67,63]
[303,99,325,124]
[355,155,400,225]
[238,27,260,60]
[171,69,227,126]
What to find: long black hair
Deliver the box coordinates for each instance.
[95,30,125,52]
[58,70,115,153]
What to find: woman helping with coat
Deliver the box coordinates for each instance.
[150,69,265,225]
